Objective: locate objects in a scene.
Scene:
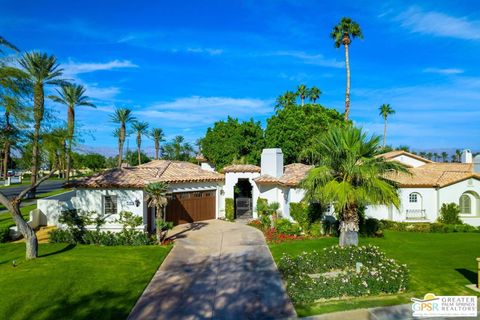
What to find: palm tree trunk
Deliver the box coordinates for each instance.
[30,82,44,198]
[66,105,75,182]
[301,96,304,106]
[118,140,124,168]
[155,205,162,244]
[137,134,141,166]
[3,142,9,180]
[155,139,159,160]
[339,203,359,247]
[383,118,387,147]
[344,43,351,121]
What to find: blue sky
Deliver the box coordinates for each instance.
[2,0,479,155]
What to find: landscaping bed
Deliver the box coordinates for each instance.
[270,231,480,317]
[0,243,171,320]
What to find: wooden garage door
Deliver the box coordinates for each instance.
[166,190,216,225]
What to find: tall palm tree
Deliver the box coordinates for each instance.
[296,84,308,106]
[426,152,433,160]
[308,86,322,103]
[132,121,149,165]
[18,52,63,197]
[49,83,95,181]
[110,107,135,168]
[144,182,170,243]
[433,152,439,162]
[455,149,461,162]
[378,104,395,147]
[0,36,19,53]
[330,17,363,121]
[301,126,407,247]
[441,152,448,162]
[151,128,165,160]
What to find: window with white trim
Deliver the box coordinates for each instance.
[459,194,471,214]
[409,193,418,203]
[103,195,118,215]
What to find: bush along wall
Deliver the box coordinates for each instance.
[379,220,480,233]
[225,198,234,221]
[279,245,409,304]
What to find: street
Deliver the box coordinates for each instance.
[0,180,66,199]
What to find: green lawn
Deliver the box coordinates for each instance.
[0,243,171,320]
[269,231,480,317]
[0,189,71,229]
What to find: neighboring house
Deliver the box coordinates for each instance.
[37,148,480,232]
[366,150,480,226]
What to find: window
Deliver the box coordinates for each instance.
[103,195,117,215]
[459,194,471,214]
[409,193,418,203]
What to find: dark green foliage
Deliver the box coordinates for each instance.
[161,135,194,161]
[359,218,383,237]
[0,227,10,243]
[379,220,479,233]
[279,245,408,303]
[290,202,326,234]
[51,210,155,246]
[74,152,106,171]
[265,104,345,164]
[225,198,234,221]
[201,116,265,169]
[256,198,279,229]
[274,218,302,236]
[438,203,462,225]
[125,150,150,166]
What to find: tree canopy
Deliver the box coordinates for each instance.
[265,103,345,164]
[200,116,265,169]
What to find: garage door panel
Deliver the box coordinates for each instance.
[166,190,216,225]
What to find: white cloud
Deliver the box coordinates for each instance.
[63,59,138,76]
[186,47,223,55]
[423,68,464,75]
[273,51,343,68]
[137,96,272,127]
[396,6,480,40]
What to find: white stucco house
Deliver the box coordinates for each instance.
[365,150,480,226]
[38,147,480,232]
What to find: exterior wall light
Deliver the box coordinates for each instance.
[135,199,140,207]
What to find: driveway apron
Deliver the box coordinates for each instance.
[128,219,296,320]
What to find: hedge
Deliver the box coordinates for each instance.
[225,198,234,221]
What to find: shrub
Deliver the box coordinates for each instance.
[290,202,325,234]
[322,216,339,236]
[49,229,76,244]
[225,198,234,221]
[279,245,409,303]
[256,198,279,229]
[380,220,480,233]
[0,227,10,243]
[438,203,462,225]
[274,218,302,236]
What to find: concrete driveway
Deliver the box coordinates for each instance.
[128,219,296,320]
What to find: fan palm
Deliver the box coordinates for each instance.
[378,104,395,147]
[455,149,461,162]
[441,151,448,162]
[308,86,321,103]
[296,84,308,106]
[49,83,95,181]
[144,182,170,243]
[132,121,149,165]
[151,128,165,160]
[0,36,19,53]
[274,91,297,110]
[18,52,63,196]
[301,126,407,247]
[110,107,135,168]
[330,17,363,121]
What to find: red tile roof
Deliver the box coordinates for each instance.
[254,163,313,187]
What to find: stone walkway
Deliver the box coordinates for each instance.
[128,219,296,320]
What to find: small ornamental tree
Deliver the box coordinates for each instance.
[438,203,462,225]
[144,182,171,243]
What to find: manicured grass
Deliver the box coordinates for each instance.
[269,231,480,317]
[0,189,72,229]
[0,243,171,320]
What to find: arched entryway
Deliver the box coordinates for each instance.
[234,178,253,220]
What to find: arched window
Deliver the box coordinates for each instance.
[459,194,471,214]
[409,193,418,203]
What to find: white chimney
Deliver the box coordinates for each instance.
[261,148,284,178]
[474,155,480,173]
[201,162,215,172]
[461,150,473,163]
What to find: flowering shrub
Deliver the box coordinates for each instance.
[279,245,408,303]
[248,219,304,243]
